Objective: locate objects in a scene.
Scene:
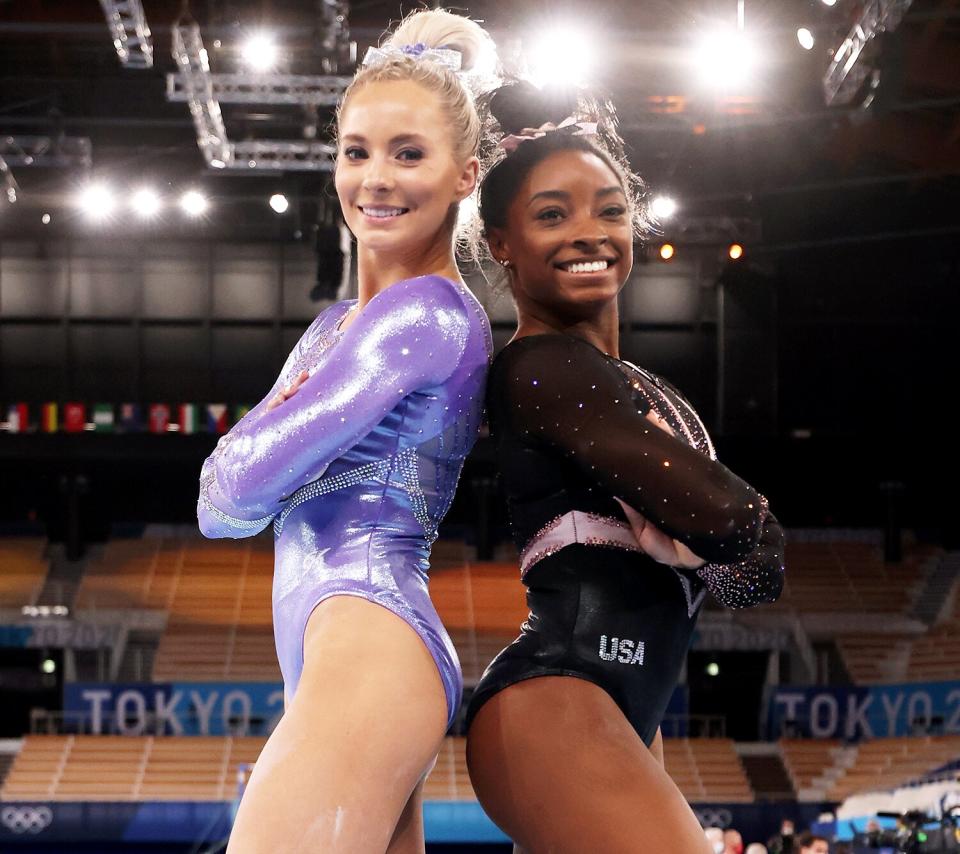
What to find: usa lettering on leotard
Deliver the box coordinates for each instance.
[599,635,646,666]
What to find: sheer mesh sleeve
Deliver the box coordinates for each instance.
[197,276,471,538]
[496,335,766,563]
[697,510,785,607]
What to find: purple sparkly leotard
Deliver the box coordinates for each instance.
[197,275,492,724]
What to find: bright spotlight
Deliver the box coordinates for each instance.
[132,187,162,218]
[728,243,744,260]
[269,193,289,214]
[41,658,56,674]
[651,195,678,220]
[77,183,116,219]
[41,213,51,225]
[820,0,837,5]
[797,28,815,50]
[180,190,209,217]
[694,28,758,89]
[242,32,280,72]
[659,243,675,261]
[706,661,720,677]
[527,26,594,89]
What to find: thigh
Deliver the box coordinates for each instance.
[228,596,448,854]
[466,676,713,854]
[386,778,427,854]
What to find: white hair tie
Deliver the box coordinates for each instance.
[361,43,463,73]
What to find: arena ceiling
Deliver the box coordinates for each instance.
[0,0,958,248]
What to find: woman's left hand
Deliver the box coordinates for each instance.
[266,370,309,412]
[614,498,706,570]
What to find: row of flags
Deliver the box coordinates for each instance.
[2,403,252,435]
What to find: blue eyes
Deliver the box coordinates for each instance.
[341,147,424,162]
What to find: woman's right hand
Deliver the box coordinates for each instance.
[645,407,675,436]
[266,370,309,412]
[615,499,706,569]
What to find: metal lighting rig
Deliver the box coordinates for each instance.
[97,0,153,68]
[168,16,351,171]
[823,0,914,106]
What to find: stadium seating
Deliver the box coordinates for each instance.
[780,737,960,803]
[1,735,476,802]
[769,540,935,615]
[2,734,762,803]
[825,735,960,801]
[664,739,754,803]
[0,538,48,608]
[906,588,960,682]
[780,739,848,801]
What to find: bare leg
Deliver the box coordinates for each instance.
[467,676,713,854]
[227,597,448,854]
[386,779,426,854]
[650,726,664,767]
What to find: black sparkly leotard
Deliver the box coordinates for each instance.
[466,334,785,745]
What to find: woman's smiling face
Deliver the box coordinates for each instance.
[488,147,634,319]
[335,78,478,258]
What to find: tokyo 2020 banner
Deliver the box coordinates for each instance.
[768,680,960,739]
[63,682,285,736]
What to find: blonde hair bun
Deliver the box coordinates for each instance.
[383,8,497,82]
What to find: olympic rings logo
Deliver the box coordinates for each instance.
[695,808,733,829]
[1,805,53,834]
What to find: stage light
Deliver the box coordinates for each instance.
[797,28,815,50]
[694,27,758,89]
[728,243,744,260]
[651,195,678,220]
[269,193,289,214]
[241,32,279,72]
[131,186,162,218]
[41,658,56,674]
[180,190,209,217]
[77,182,116,219]
[821,0,838,6]
[527,26,594,89]
[706,661,720,677]
[41,213,51,225]
[659,243,675,261]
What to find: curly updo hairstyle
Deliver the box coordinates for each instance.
[469,80,651,284]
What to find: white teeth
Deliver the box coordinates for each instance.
[564,260,610,274]
[361,207,407,218]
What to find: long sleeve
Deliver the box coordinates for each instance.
[697,510,785,607]
[495,334,766,564]
[198,275,471,539]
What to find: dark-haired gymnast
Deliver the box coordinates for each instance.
[464,82,785,854]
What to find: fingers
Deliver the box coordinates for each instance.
[614,498,647,536]
[673,541,707,570]
[644,409,675,436]
[266,371,310,412]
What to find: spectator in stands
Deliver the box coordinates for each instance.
[797,832,830,854]
[768,819,796,854]
[724,828,745,854]
[199,9,497,853]
[462,79,786,852]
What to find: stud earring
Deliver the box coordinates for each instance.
[499,259,511,268]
